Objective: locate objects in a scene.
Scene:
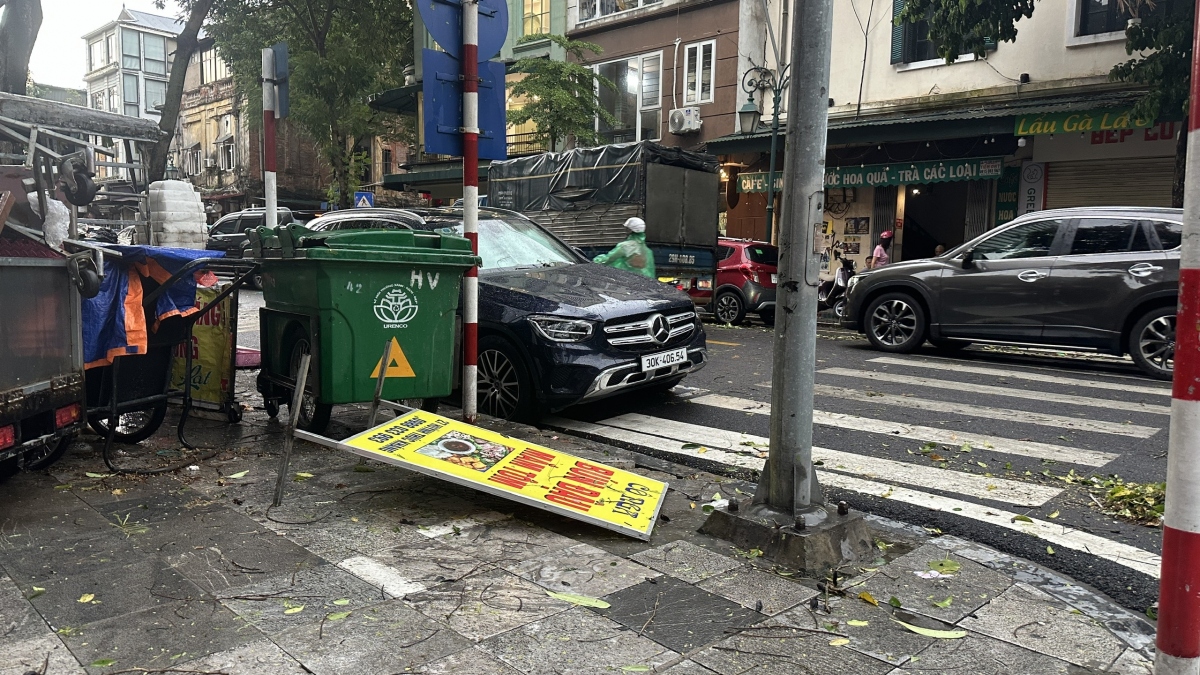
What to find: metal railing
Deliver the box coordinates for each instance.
[507,131,546,156]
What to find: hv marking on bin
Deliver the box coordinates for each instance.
[369,337,416,378]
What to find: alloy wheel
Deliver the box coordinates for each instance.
[870,299,917,347]
[1138,315,1176,375]
[715,294,741,323]
[478,348,521,419]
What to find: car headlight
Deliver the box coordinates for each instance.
[529,316,595,342]
[846,275,861,294]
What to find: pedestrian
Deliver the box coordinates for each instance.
[933,243,946,256]
[593,217,656,279]
[869,231,893,269]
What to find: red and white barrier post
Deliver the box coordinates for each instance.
[261,48,278,230]
[1156,2,1200,671]
[462,0,480,423]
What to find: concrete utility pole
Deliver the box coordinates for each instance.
[1155,0,1200,670]
[702,0,872,569]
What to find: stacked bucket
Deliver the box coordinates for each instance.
[148,180,207,249]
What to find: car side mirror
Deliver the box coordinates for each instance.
[573,247,587,259]
[962,250,976,269]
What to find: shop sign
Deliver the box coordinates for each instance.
[1014,108,1153,137]
[737,172,784,193]
[342,409,668,540]
[994,166,1021,228]
[1017,162,1046,216]
[824,157,1003,189]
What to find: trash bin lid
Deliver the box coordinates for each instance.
[252,223,479,266]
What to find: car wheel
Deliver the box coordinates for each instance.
[864,292,926,353]
[250,272,264,290]
[929,338,969,352]
[714,291,746,325]
[832,298,847,320]
[1130,306,1175,381]
[88,403,168,443]
[286,332,332,433]
[477,336,537,422]
[24,437,72,471]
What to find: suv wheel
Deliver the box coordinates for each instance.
[477,336,537,421]
[1130,306,1175,381]
[714,291,746,325]
[864,292,926,353]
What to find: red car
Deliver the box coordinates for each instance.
[690,238,778,325]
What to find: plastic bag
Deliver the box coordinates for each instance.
[26,191,70,250]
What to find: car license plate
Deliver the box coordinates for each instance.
[641,347,688,371]
[771,274,778,283]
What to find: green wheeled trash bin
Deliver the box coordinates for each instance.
[251,224,479,433]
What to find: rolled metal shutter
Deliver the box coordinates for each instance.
[1045,158,1174,209]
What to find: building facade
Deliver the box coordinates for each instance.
[709,0,1180,274]
[83,9,179,122]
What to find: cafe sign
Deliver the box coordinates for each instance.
[737,172,784,193]
[824,157,1003,189]
[1014,108,1153,137]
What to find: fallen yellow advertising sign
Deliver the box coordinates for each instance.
[340,409,667,540]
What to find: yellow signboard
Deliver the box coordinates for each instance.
[171,286,232,407]
[341,410,667,540]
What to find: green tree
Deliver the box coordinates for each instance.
[507,34,616,149]
[207,0,412,207]
[897,0,1193,206]
[0,0,42,96]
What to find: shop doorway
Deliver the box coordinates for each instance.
[901,182,969,259]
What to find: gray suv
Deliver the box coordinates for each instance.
[840,207,1180,379]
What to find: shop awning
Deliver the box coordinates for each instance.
[381,161,491,196]
[705,90,1146,154]
[368,84,421,117]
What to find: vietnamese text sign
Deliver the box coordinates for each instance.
[825,157,1003,189]
[342,410,667,540]
[737,172,784,193]
[171,285,232,408]
[1014,108,1153,137]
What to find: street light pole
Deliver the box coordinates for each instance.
[740,66,790,245]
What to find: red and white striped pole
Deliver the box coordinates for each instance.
[462,0,480,423]
[261,48,278,229]
[1156,1,1200,671]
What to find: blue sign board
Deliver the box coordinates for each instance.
[421,49,508,161]
[354,191,375,208]
[271,42,289,118]
[418,0,508,61]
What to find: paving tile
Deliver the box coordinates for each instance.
[272,599,472,675]
[219,564,387,635]
[689,622,895,675]
[164,533,326,594]
[414,646,524,674]
[0,529,144,587]
[437,518,578,566]
[628,540,743,584]
[857,543,1012,624]
[281,512,429,563]
[698,566,818,616]
[773,596,934,666]
[58,599,256,675]
[887,631,1079,675]
[658,660,720,674]
[1105,648,1153,675]
[0,473,87,520]
[478,607,678,675]
[0,634,84,675]
[505,542,660,598]
[178,639,309,675]
[343,534,491,594]
[592,576,763,653]
[0,572,48,645]
[97,492,244,556]
[405,567,571,641]
[957,582,1125,670]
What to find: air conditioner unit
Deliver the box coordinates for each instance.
[669,107,702,135]
[203,158,216,168]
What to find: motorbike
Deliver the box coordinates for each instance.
[818,253,856,318]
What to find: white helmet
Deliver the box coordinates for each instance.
[624,217,646,233]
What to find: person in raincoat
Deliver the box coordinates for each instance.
[593,217,656,279]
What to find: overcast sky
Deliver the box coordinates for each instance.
[29,0,169,89]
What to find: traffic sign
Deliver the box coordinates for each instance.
[417,0,508,61]
[354,191,375,208]
[421,49,507,160]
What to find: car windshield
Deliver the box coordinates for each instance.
[747,245,778,266]
[431,216,578,269]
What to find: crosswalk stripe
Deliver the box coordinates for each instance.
[818,368,1171,415]
[867,356,1172,397]
[822,474,1161,578]
[545,417,1160,579]
[575,414,1062,507]
[691,393,1119,467]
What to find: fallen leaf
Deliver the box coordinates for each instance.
[78,593,95,603]
[928,558,961,575]
[28,586,45,599]
[888,596,902,608]
[959,443,972,453]
[696,448,708,454]
[84,472,110,478]
[689,502,696,509]
[858,591,879,607]
[929,453,946,462]
[1046,546,1055,555]
[91,659,117,667]
[1011,515,1034,523]
[1048,510,1060,519]
[333,599,351,606]
[932,596,953,608]
[110,488,124,496]
[284,606,305,615]
[976,461,988,469]
[294,472,314,481]
[829,638,850,646]
[986,484,997,491]
[228,470,249,479]
[891,618,967,639]
[847,619,869,627]
[545,591,611,608]
[326,611,352,621]
[712,492,722,500]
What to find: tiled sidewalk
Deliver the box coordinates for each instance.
[0,402,1155,674]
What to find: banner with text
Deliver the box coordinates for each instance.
[1014,108,1153,137]
[341,410,667,540]
[824,157,1004,189]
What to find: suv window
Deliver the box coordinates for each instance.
[1068,218,1149,255]
[1150,220,1182,250]
[210,217,236,235]
[747,245,778,266]
[973,219,1065,260]
[237,215,264,233]
[718,245,737,261]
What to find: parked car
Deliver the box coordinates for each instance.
[305,206,708,419]
[693,238,778,325]
[840,207,1181,379]
[207,207,296,288]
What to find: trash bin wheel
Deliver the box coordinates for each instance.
[88,403,168,444]
[264,397,280,418]
[285,332,332,434]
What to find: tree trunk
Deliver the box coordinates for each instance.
[329,129,352,209]
[148,0,214,183]
[1173,126,1187,209]
[0,0,42,95]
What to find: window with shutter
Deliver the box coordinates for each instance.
[890,0,906,64]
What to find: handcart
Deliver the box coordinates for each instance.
[69,241,259,473]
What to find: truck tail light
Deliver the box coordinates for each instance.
[55,404,81,429]
[0,425,14,451]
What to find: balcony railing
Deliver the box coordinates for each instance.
[507,131,546,156]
